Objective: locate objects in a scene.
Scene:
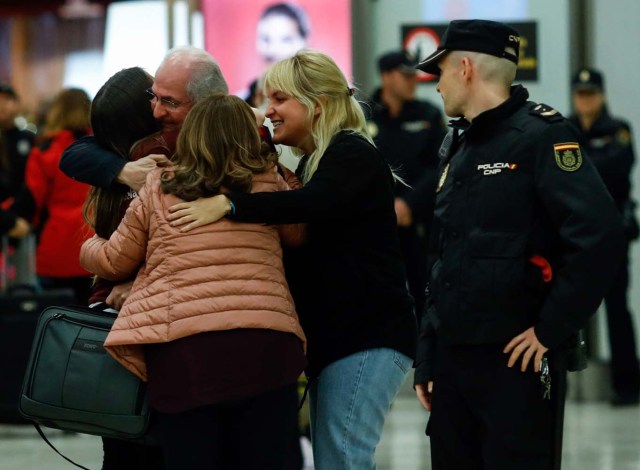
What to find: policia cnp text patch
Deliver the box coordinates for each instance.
[553,142,583,172]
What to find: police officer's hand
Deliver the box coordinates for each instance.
[415,381,433,411]
[504,327,549,372]
[394,198,413,227]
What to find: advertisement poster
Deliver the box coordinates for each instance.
[202,0,352,97]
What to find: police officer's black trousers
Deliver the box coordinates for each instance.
[427,344,565,470]
[603,247,640,399]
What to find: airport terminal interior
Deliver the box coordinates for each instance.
[1,0,640,469]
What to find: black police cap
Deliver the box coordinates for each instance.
[572,68,605,92]
[417,19,520,75]
[378,50,418,75]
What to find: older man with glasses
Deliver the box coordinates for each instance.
[59,46,228,312]
[60,46,227,193]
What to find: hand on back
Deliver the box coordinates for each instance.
[117,154,171,192]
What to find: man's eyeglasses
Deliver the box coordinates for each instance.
[145,88,191,110]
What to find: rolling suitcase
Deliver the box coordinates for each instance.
[0,235,75,423]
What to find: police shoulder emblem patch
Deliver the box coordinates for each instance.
[553,142,583,172]
[616,128,631,146]
[530,103,563,122]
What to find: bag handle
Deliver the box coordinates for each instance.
[88,301,118,314]
[33,424,93,470]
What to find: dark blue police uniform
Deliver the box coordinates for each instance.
[415,84,625,469]
[569,100,640,405]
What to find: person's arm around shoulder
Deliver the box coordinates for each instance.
[80,177,153,280]
[60,136,126,189]
[167,133,379,230]
[167,193,232,232]
[272,165,306,247]
[60,135,170,191]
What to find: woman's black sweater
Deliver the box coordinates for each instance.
[230,131,417,377]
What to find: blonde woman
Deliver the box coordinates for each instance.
[81,94,306,469]
[167,50,416,470]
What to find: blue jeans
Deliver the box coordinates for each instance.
[308,348,412,470]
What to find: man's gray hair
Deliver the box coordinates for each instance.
[161,46,229,103]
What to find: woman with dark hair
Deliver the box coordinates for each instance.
[84,66,168,470]
[85,67,167,242]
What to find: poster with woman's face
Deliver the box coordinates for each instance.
[202,0,352,97]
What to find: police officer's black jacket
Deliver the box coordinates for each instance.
[0,126,34,202]
[367,89,446,224]
[414,85,625,383]
[568,109,634,208]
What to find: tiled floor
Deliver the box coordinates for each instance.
[376,393,640,470]
[1,386,639,469]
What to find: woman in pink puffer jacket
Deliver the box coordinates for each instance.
[80,94,306,470]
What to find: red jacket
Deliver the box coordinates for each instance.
[25,129,93,277]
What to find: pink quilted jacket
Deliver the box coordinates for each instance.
[80,166,306,380]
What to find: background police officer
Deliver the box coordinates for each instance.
[0,83,33,205]
[367,50,446,314]
[569,68,640,406]
[413,20,625,469]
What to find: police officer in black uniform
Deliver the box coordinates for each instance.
[0,83,34,204]
[568,68,640,406]
[367,51,446,314]
[412,20,625,469]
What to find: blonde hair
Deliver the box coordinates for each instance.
[264,50,373,184]
[161,94,276,200]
